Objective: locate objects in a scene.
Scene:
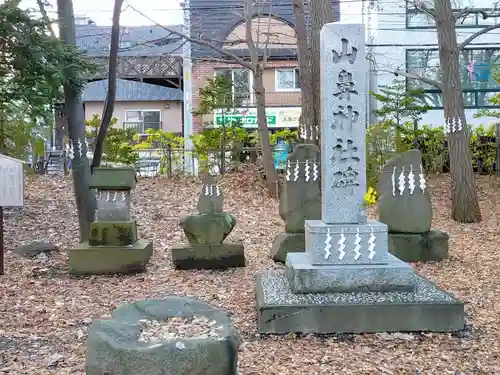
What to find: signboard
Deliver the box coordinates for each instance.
[214,107,301,128]
[0,154,24,207]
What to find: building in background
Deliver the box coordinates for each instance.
[82,79,183,133]
[364,0,500,126]
[187,0,341,133]
[75,22,185,134]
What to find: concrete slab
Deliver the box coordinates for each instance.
[285,252,415,293]
[68,240,153,276]
[171,243,245,270]
[255,270,465,334]
[389,230,449,262]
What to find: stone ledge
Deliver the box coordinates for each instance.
[285,252,415,293]
[255,270,465,334]
[171,243,245,270]
[305,219,389,265]
[68,240,153,276]
[388,230,449,262]
[270,232,305,263]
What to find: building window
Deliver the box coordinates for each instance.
[405,48,500,109]
[215,69,252,106]
[406,7,500,28]
[124,110,161,133]
[275,68,300,91]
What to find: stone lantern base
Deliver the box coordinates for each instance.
[68,220,153,275]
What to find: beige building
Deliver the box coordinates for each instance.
[82,79,183,134]
[192,16,302,132]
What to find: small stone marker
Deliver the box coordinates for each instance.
[172,176,245,269]
[255,22,464,335]
[270,144,321,262]
[197,175,223,214]
[378,150,449,261]
[0,154,25,275]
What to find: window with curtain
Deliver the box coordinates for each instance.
[276,68,300,91]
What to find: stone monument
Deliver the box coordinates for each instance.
[255,22,465,334]
[270,145,321,262]
[68,167,153,275]
[378,149,449,261]
[171,175,245,269]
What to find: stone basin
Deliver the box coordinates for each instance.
[85,297,240,375]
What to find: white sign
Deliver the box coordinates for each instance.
[0,154,24,207]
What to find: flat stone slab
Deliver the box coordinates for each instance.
[285,252,415,293]
[68,240,153,275]
[389,230,449,262]
[255,270,465,334]
[85,297,240,375]
[270,232,305,263]
[172,244,245,270]
[305,219,389,265]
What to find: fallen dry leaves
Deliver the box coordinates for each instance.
[1,168,500,375]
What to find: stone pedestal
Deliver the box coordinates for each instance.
[69,240,153,275]
[171,175,245,270]
[256,271,465,334]
[269,232,305,263]
[172,244,245,269]
[389,230,449,262]
[255,22,464,334]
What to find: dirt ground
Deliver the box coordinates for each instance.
[1,170,499,375]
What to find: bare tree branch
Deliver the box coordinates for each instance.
[406,0,437,19]
[91,0,123,169]
[374,67,442,89]
[245,0,258,67]
[36,0,56,38]
[127,3,252,69]
[459,23,500,49]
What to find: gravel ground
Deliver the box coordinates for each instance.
[0,169,499,374]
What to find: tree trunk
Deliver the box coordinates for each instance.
[434,0,482,223]
[310,0,333,144]
[57,0,96,240]
[254,65,278,195]
[91,0,123,169]
[292,0,314,143]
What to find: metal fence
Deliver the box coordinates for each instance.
[37,146,271,177]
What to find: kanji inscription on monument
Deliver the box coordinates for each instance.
[321,24,367,224]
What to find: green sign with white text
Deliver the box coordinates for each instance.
[215,114,277,126]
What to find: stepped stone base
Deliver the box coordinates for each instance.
[172,243,245,270]
[270,232,305,263]
[68,240,153,276]
[285,252,415,293]
[255,271,465,334]
[389,230,449,262]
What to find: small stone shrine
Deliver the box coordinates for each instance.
[67,167,153,275]
[378,149,449,261]
[270,144,321,262]
[85,297,240,375]
[255,22,465,334]
[171,175,245,269]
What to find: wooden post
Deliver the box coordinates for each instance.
[0,205,4,275]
